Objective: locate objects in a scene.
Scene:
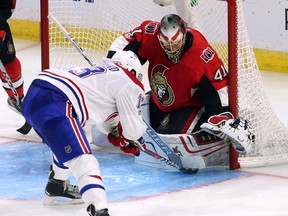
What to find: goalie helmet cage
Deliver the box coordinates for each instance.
[40,0,288,169]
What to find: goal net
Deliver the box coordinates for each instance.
[41,0,288,168]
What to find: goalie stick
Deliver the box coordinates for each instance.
[0,59,32,135]
[49,14,198,174]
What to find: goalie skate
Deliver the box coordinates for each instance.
[43,166,83,206]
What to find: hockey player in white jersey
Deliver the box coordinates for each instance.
[21,50,147,216]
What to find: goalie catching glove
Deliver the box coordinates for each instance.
[107,123,146,156]
[200,112,255,154]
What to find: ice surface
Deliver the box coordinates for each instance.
[0,39,288,216]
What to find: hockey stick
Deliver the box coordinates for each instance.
[48,14,94,66]
[112,129,198,174]
[0,59,32,135]
[135,141,198,174]
[49,14,198,173]
[143,120,183,166]
[0,59,20,106]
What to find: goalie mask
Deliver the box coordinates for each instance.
[104,50,143,82]
[158,14,187,63]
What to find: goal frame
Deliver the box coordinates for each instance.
[40,0,49,71]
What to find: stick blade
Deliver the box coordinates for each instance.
[179,167,199,174]
[17,121,32,135]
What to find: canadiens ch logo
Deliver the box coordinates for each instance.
[151,65,175,106]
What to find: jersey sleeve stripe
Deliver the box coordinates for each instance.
[66,102,90,154]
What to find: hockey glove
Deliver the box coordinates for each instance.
[107,123,146,156]
[190,0,198,7]
[200,112,255,154]
[201,112,234,139]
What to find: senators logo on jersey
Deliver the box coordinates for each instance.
[151,65,174,106]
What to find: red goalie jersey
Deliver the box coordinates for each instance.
[108,16,230,133]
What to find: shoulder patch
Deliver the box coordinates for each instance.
[200,47,215,63]
[144,22,158,35]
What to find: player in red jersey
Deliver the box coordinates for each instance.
[0,0,23,114]
[108,14,229,134]
[107,14,254,156]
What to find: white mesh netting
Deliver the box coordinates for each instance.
[46,0,288,168]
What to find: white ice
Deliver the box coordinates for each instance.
[0,39,288,216]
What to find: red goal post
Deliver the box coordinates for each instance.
[40,0,288,169]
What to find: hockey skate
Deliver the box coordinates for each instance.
[43,166,84,205]
[87,204,110,216]
[7,96,22,115]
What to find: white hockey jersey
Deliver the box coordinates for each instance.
[35,64,147,141]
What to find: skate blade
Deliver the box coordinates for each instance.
[43,195,84,206]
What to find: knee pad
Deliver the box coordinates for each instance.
[65,154,100,180]
[66,154,108,210]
